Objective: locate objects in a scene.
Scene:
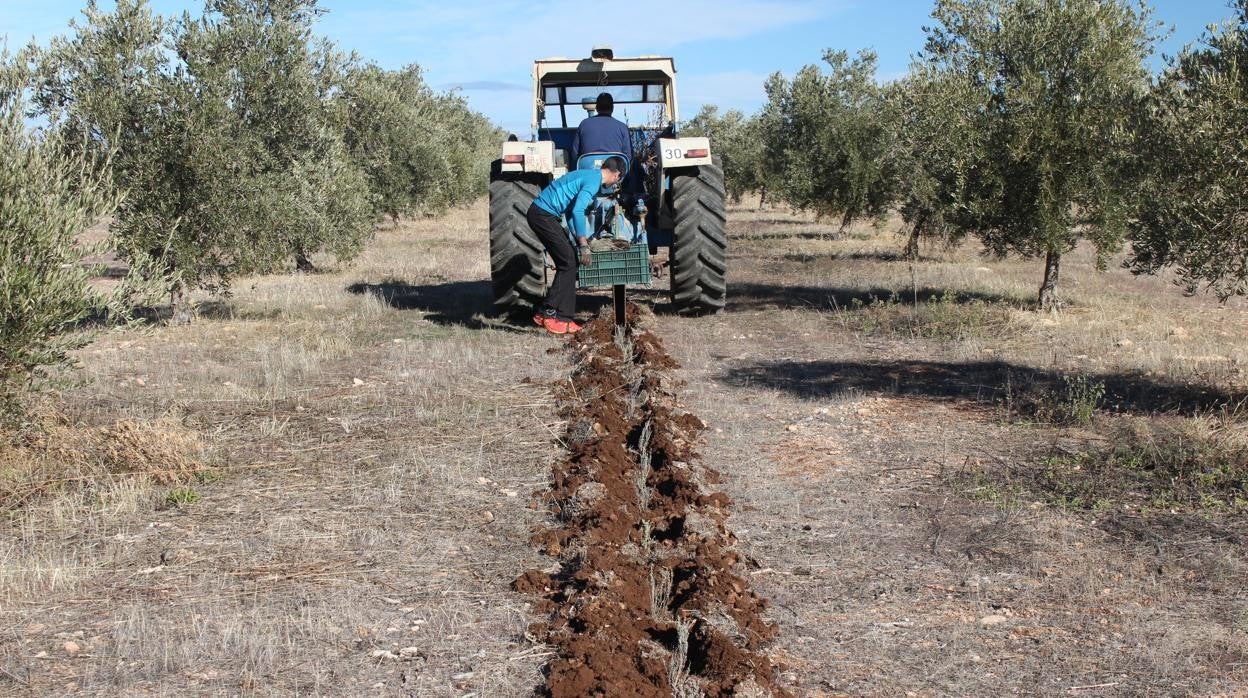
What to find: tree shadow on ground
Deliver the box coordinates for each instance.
[734,230,846,242]
[196,300,283,321]
[347,279,523,331]
[731,217,811,226]
[727,282,1029,313]
[782,251,910,264]
[76,304,171,329]
[717,358,1244,417]
[347,279,617,331]
[85,298,306,327]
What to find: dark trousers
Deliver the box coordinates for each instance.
[527,204,577,320]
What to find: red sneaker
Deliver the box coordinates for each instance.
[532,312,546,328]
[542,317,583,335]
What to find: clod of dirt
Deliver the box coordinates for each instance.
[565,482,607,519]
[516,305,792,697]
[159,548,194,565]
[568,419,596,444]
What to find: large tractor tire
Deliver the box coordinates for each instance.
[488,165,545,312]
[668,163,728,313]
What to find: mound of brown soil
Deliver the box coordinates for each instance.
[515,306,792,697]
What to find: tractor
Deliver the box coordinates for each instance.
[488,46,727,320]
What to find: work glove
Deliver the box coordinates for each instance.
[578,244,592,267]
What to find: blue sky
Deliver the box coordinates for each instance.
[1,0,1239,134]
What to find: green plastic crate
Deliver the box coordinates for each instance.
[577,244,651,288]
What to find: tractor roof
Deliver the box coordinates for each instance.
[533,55,677,85]
[531,49,680,130]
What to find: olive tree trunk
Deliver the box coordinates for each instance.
[1038,249,1061,311]
[170,278,193,325]
[904,213,927,260]
[295,249,316,273]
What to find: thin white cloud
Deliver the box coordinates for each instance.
[322,0,838,129]
[326,0,835,80]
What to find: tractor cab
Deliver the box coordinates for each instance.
[490,47,727,318]
[533,48,677,176]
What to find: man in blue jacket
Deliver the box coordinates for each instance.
[528,157,626,334]
[572,93,632,162]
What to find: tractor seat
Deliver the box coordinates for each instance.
[568,153,629,240]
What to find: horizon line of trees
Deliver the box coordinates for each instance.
[2,0,501,418]
[685,0,1248,311]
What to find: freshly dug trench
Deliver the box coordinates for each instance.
[514,306,792,697]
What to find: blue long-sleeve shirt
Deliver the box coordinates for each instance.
[533,168,603,240]
[572,115,631,163]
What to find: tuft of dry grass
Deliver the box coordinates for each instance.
[2,406,205,511]
[828,289,1020,343]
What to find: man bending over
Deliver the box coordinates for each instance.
[527,157,626,334]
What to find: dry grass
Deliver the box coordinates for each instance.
[724,198,1248,388]
[1,202,561,695]
[1,405,205,509]
[5,194,1248,695]
[955,413,1248,516]
[650,196,1248,695]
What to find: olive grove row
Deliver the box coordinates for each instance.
[687,0,1248,310]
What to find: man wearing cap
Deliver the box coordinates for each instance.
[572,92,632,162]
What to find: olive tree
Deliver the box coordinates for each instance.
[415,88,502,211]
[1,51,118,416]
[759,50,895,229]
[1129,0,1248,298]
[33,0,372,318]
[683,105,770,205]
[31,0,166,187]
[183,0,373,272]
[30,0,214,315]
[882,67,981,259]
[336,63,500,221]
[924,0,1156,310]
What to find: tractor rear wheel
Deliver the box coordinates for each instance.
[488,164,545,312]
[668,164,727,313]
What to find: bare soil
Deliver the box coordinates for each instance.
[515,306,787,697]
